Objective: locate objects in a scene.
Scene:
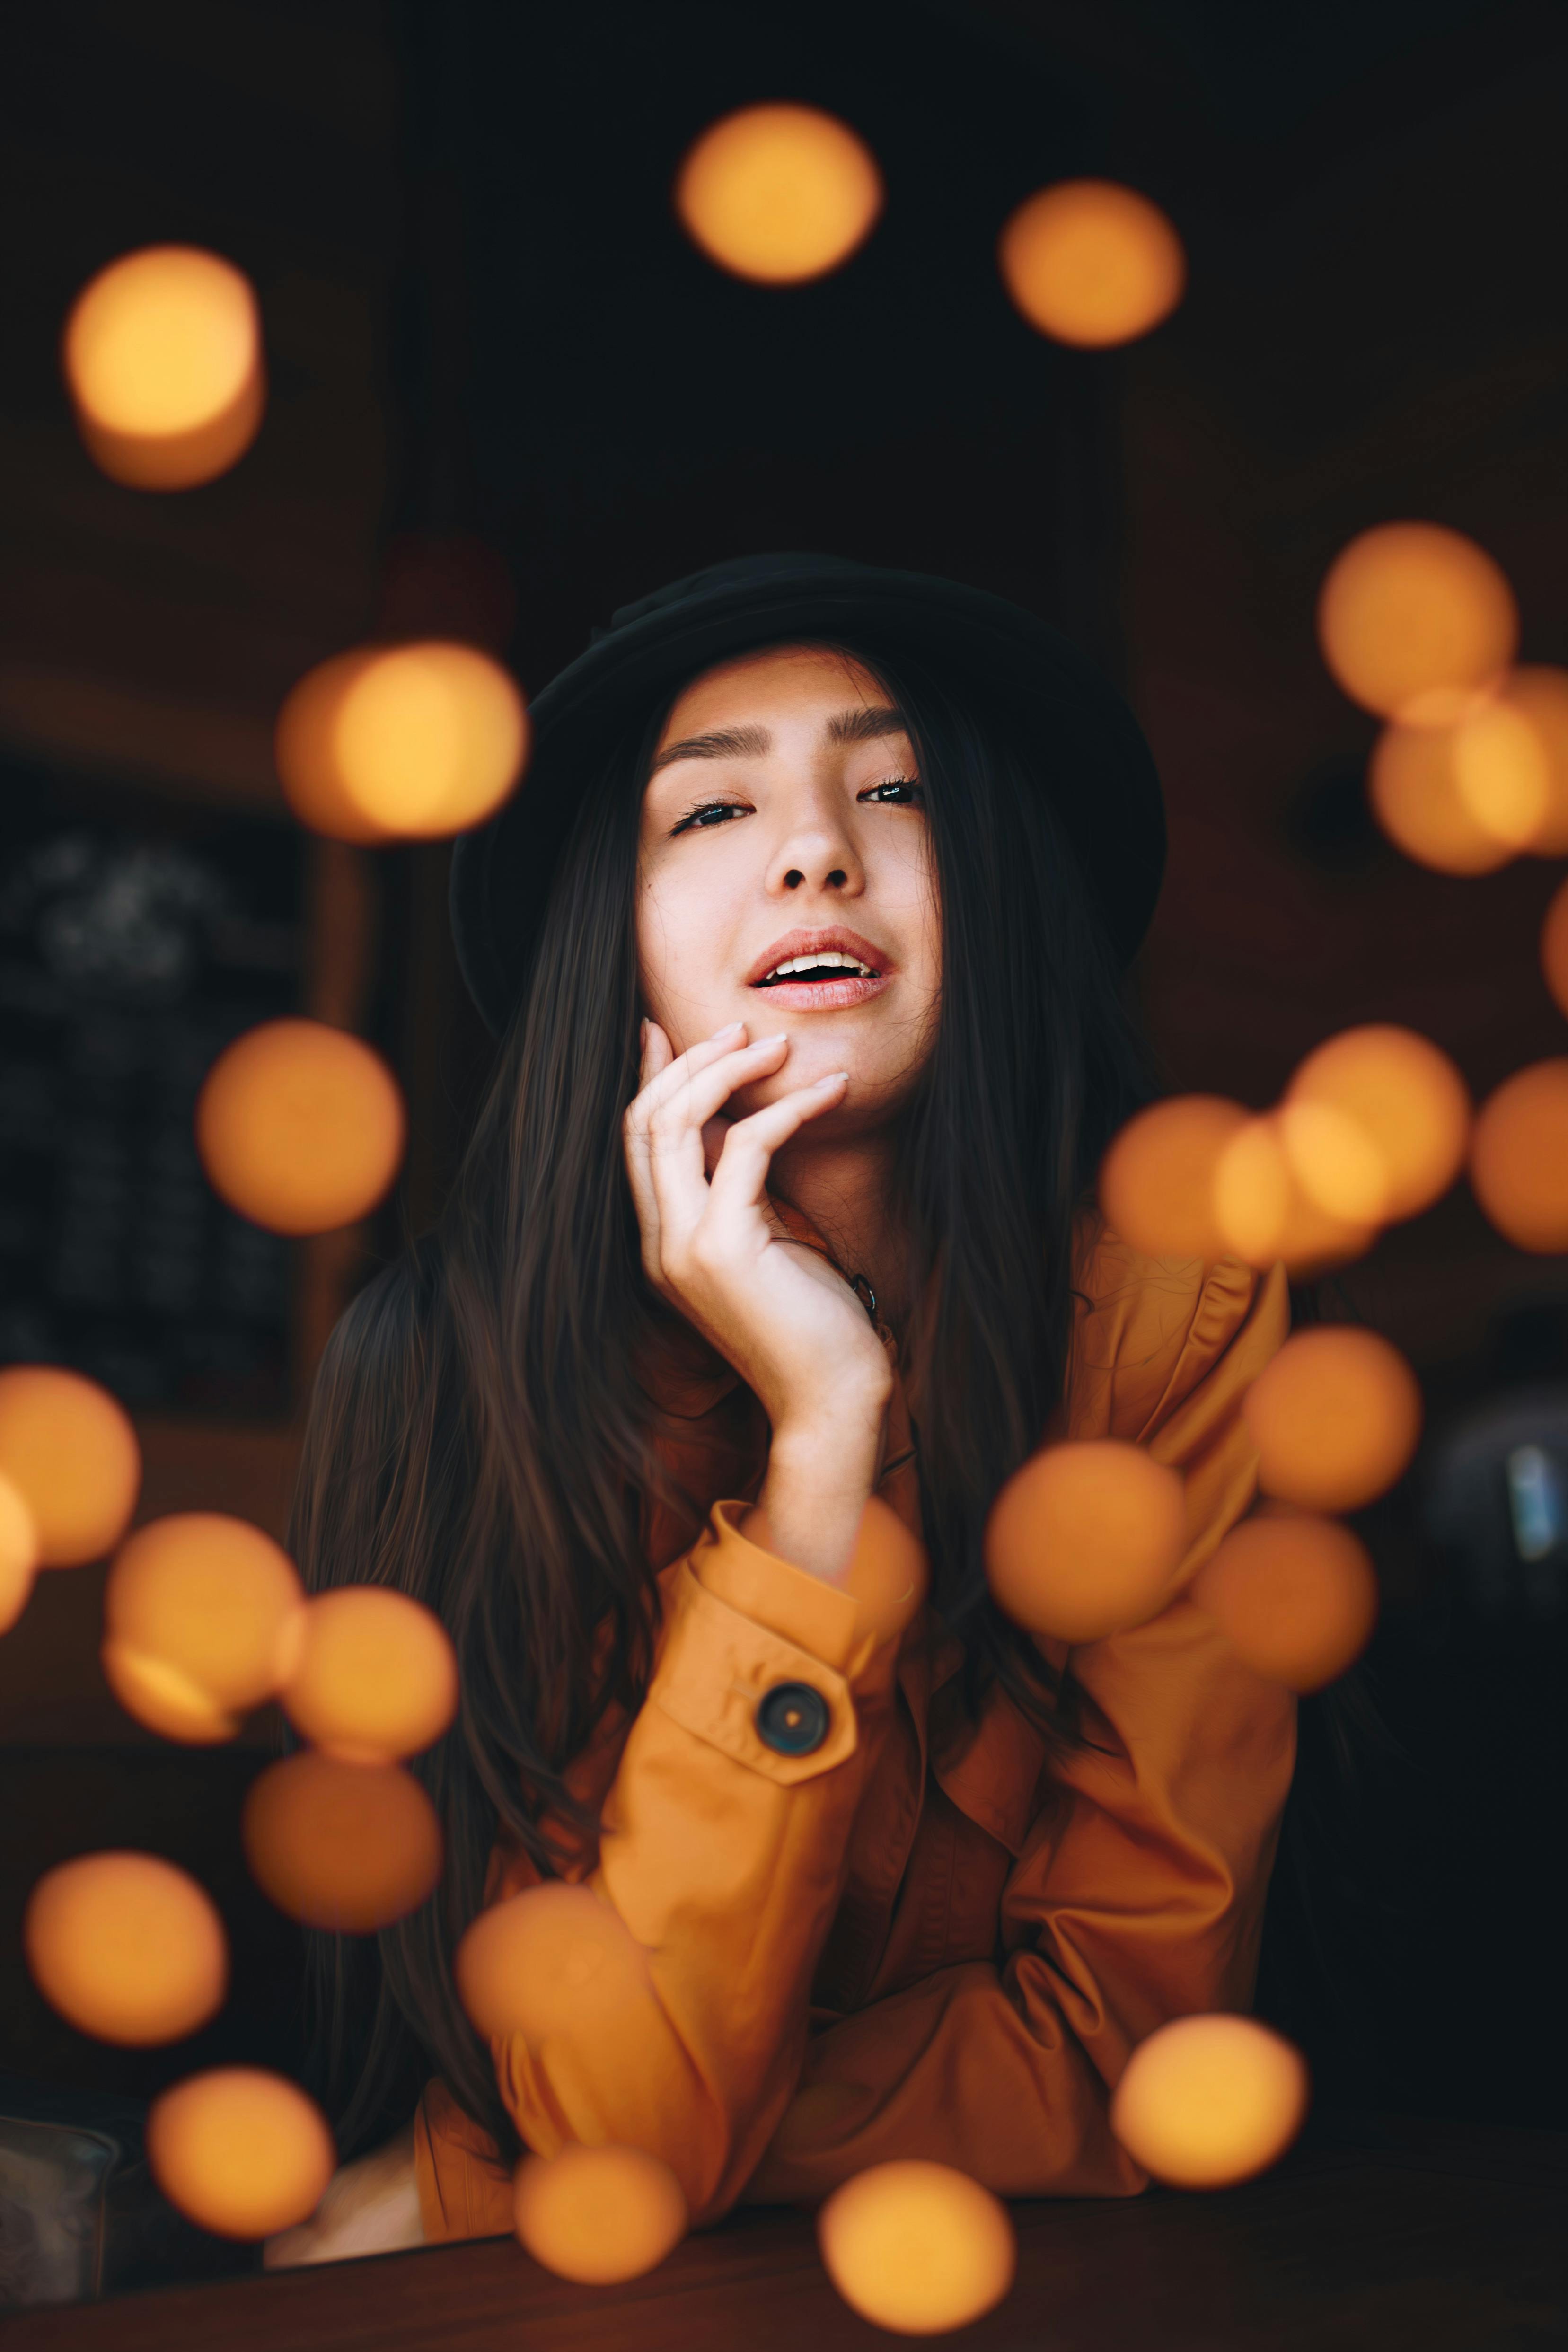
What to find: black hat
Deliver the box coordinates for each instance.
[450,551,1165,1033]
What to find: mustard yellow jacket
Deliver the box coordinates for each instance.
[414,1212,1295,2239]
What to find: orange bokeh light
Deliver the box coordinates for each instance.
[147,2068,335,2240]
[62,246,264,490]
[1370,697,1549,875]
[1283,1025,1471,1226]
[24,1852,228,2046]
[276,643,529,842]
[0,1366,141,1568]
[675,104,882,286]
[817,2159,1017,2335]
[1469,1060,1568,1253]
[0,1471,40,1635]
[998,180,1185,349]
[1243,1329,1422,1514]
[1110,2015,1309,2189]
[1212,1116,1375,1275]
[455,1881,653,2047]
[1500,666,1568,856]
[195,1018,406,1237]
[242,1752,442,1932]
[102,1513,305,1745]
[513,2144,688,2284]
[1317,522,1517,724]
[844,1494,929,1646]
[1192,1514,1379,1692]
[985,1439,1187,1646]
[1542,876,1568,1020]
[1098,1095,1251,1262]
[282,1587,458,1763]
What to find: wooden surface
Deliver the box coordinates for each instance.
[10,2115,1567,2352]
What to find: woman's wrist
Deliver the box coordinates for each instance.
[744,1409,886,1584]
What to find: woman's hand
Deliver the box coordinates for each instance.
[262,2125,423,2269]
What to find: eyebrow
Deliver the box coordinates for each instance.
[648,705,908,777]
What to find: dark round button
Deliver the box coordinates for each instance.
[755,1681,831,1757]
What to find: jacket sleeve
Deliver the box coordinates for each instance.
[740,1255,1297,2208]
[414,1501,908,2239]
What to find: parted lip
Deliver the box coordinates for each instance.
[745,925,892,987]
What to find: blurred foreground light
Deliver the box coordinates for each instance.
[1098,1095,1250,1262]
[456,1882,653,2047]
[1110,2015,1309,2189]
[1243,1330,1422,1514]
[985,1440,1186,1646]
[675,105,882,285]
[1370,697,1550,874]
[25,1853,228,2046]
[0,1472,40,1634]
[147,2069,334,2239]
[276,643,529,842]
[195,1019,405,1236]
[1542,876,1568,1021]
[845,1494,929,1646]
[1317,523,1517,724]
[242,1752,442,1932]
[817,2160,1016,2335]
[1192,1514,1379,1692]
[102,1513,305,1745]
[0,1367,141,1567]
[1213,1116,1375,1275]
[1283,1025,1470,1226]
[998,180,1185,348]
[62,246,264,490]
[1499,667,1568,855]
[513,2145,688,2284]
[282,1587,458,1762]
[1469,1060,1568,1253]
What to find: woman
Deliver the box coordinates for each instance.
[267,553,1294,2266]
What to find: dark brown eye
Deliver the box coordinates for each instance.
[861,777,923,804]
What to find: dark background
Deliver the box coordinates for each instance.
[1,0,1566,2287]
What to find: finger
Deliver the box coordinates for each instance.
[706,1073,848,1218]
[648,1031,791,1153]
[627,1020,745,1135]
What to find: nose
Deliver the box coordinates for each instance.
[766,802,864,900]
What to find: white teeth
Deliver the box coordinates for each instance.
[762,951,877,981]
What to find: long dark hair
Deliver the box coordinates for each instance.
[291,644,1154,2160]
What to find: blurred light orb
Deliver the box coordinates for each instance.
[195,1018,406,1236]
[0,1367,141,1567]
[1369,712,1521,874]
[998,180,1185,348]
[1498,666,1568,856]
[1469,1060,1568,1253]
[817,2160,1016,2335]
[675,104,883,285]
[985,1440,1187,1646]
[1244,1329,1422,1514]
[846,1494,929,1646]
[242,1752,442,1932]
[1542,875,1568,1021]
[277,643,529,843]
[1212,1116,1375,1275]
[1192,1514,1379,1692]
[103,1513,305,1745]
[456,1881,652,2048]
[147,2069,335,2240]
[1317,523,1518,723]
[62,246,264,490]
[1110,2015,1309,2189]
[513,2144,688,2284]
[0,1471,40,1635]
[1098,1095,1251,1262]
[1284,1026,1471,1227]
[282,1586,458,1762]
[24,1852,228,2046]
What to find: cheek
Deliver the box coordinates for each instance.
[635,862,737,1037]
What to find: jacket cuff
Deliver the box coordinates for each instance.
[692,1500,863,1666]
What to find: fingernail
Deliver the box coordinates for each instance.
[761,1032,789,1047]
[712,1020,745,1039]
[817,1070,848,1086]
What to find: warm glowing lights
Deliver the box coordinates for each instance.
[1192,1515,1379,1692]
[513,2145,688,2284]
[1499,667,1568,856]
[62,246,264,491]
[195,1019,406,1237]
[147,2069,335,2240]
[0,1472,39,1635]
[675,105,883,285]
[242,1752,442,1932]
[1372,705,1538,875]
[0,1367,141,1567]
[1244,1330,1422,1514]
[24,1853,228,2046]
[276,643,529,843]
[1284,1025,1471,1226]
[1542,877,1568,1021]
[101,1513,305,1745]
[1469,1060,1568,1253]
[845,1494,929,1646]
[817,2160,1017,2335]
[455,1882,653,2047]
[1212,1116,1374,1276]
[282,1587,458,1763]
[998,180,1185,349]
[1098,1095,1250,1262]
[1110,2015,1309,2189]
[985,1440,1187,1646]
[1317,523,1517,724]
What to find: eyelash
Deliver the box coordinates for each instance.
[671,777,924,834]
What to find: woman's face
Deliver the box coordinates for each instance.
[636,644,941,1131]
